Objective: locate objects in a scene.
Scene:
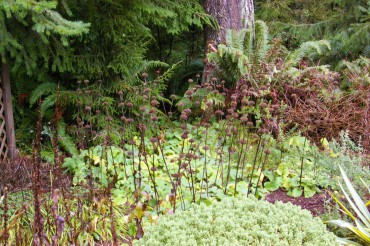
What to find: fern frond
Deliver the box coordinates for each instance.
[287,40,331,66]
[29,82,58,106]
[58,120,78,156]
[41,94,56,117]
[254,20,269,62]
[244,29,254,60]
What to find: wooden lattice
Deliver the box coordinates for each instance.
[0,88,8,160]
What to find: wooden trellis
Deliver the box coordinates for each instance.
[0,88,8,160]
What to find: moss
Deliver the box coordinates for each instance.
[135,197,338,246]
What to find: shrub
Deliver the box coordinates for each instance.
[135,197,338,246]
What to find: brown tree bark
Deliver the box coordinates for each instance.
[204,0,254,47]
[0,57,16,159]
[203,0,254,82]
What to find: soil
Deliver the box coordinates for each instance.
[265,189,332,216]
[0,156,72,193]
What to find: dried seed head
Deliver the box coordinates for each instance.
[260,102,268,108]
[180,114,188,120]
[240,116,248,122]
[183,108,192,115]
[228,147,236,153]
[129,140,136,145]
[240,139,247,145]
[185,90,193,96]
[203,123,211,128]
[215,110,224,116]
[264,149,271,155]
[248,101,255,106]
[140,106,147,112]
[150,137,158,143]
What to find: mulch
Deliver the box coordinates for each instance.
[265,189,332,216]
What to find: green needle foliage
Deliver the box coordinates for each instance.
[0,0,90,75]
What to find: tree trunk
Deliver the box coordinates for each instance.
[204,0,254,47]
[0,58,16,159]
[203,0,254,82]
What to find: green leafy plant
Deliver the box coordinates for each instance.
[329,165,370,245]
[134,196,338,245]
[206,21,331,85]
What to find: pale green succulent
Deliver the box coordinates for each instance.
[135,196,338,246]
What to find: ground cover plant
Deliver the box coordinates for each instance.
[135,196,338,245]
[1,1,369,245]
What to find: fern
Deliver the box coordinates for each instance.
[254,20,269,62]
[286,40,331,66]
[58,120,78,156]
[41,94,56,117]
[29,82,58,106]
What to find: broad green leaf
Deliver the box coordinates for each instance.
[264,182,280,191]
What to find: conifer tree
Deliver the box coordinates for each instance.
[0,0,89,157]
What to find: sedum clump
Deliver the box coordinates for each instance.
[135,197,338,246]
